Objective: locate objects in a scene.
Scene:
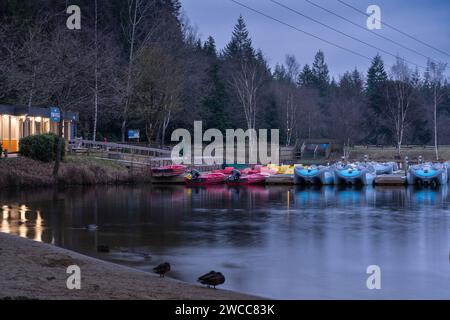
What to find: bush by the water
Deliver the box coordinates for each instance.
[19,133,65,162]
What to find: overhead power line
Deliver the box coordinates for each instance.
[229,0,373,63]
[270,0,426,70]
[304,0,442,64]
[337,0,450,59]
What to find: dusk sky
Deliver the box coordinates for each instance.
[181,0,450,78]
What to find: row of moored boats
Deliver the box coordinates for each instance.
[152,165,271,186]
[151,161,450,186]
[295,161,450,186]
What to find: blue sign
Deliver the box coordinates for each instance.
[128,130,140,139]
[50,107,61,122]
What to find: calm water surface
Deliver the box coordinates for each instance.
[1,185,449,299]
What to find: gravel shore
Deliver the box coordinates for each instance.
[0,233,262,300]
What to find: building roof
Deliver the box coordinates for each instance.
[0,104,78,121]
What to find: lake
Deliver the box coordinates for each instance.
[1,185,449,299]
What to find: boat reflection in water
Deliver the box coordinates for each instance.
[407,185,448,207]
[1,185,450,299]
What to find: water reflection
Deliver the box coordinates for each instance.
[1,204,44,242]
[1,185,449,299]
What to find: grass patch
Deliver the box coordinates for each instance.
[0,156,151,190]
[349,147,450,162]
[64,155,128,170]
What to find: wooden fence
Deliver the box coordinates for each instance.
[69,139,172,157]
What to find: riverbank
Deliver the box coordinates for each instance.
[349,146,450,162]
[0,233,261,300]
[0,156,151,189]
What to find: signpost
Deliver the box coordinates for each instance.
[50,107,61,122]
[128,129,140,141]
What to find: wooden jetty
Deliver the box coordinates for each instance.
[374,173,406,186]
[149,173,407,186]
[69,140,409,187]
[265,174,294,185]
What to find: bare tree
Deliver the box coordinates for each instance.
[93,0,99,142]
[329,93,364,145]
[284,55,300,146]
[120,0,157,142]
[386,57,418,156]
[273,55,301,146]
[295,88,321,140]
[36,27,94,177]
[132,47,183,145]
[328,70,365,146]
[427,60,448,160]
[0,24,20,102]
[229,58,265,131]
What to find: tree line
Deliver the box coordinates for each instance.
[1,0,449,157]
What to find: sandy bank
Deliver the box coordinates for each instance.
[0,233,262,300]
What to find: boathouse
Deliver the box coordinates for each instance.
[299,139,343,160]
[0,104,78,153]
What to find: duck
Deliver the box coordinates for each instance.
[97,245,110,253]
[87,224,98,231]
[153,262,171,277]
[198,271,225,289]
[197,270,216,283]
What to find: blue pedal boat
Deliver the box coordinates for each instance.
[334,163,376,186]
[294,165,334,185]
[407,162,448,185]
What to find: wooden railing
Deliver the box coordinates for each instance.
[353,145,450,150]
[69,140,224,171]
[69,139,172,157]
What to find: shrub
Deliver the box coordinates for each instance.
[19,133,65,162]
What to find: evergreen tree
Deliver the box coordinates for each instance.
[203,36,217,56]
[340,68,364,97]
[167,0,181,16]
[273,64,288,82]
[311,50,330,96]
[366,54,388,113]
[298,64,315,87]
[255,49,271,77]
[195,39,202,50]
[223,15,255,60]
[366,54,389,143]
[423,59,432,89]
[202,48,229,131]
[351,68,364,91]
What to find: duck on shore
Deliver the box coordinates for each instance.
[97,245,110,253]
[197,271,225,289]
[153,262,171,277]
[197,271,216,282]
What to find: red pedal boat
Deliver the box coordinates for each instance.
[185,171,226,186]
[212,167,235,175]
[241,167,260,175]
[226,170,267,186]
[151,165,186,178]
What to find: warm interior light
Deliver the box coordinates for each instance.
[35,117,42,122]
